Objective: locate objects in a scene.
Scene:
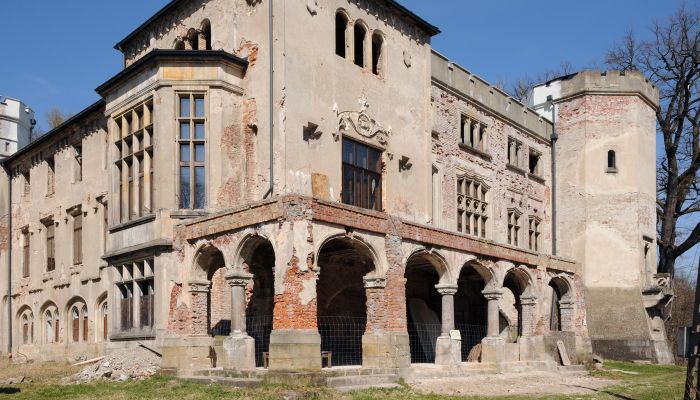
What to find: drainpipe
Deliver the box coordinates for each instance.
[2,164,12,354]
[264,0,274,199]
[548,96,558,256]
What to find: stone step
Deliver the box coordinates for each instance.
[191,368,264,378]
[326,374,398,389]
[557,364,587,374]
[335,383,402,393]
[182,376,263,387]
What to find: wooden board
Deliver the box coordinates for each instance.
[557,340,571,366]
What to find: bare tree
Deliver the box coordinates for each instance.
[46,107,70,130]
[667,274,695,364]
[605,5,700,276]
[508,61,575,102]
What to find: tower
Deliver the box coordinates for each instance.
[530,70,674,363]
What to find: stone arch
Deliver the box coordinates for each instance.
[66,296,88,343]
[190,243,229,336]
[316,235,377,366]
[16,305,34,346]
[335,9,350,58]
[233,233,276,367]
[315,232,384,278]
[199,19,212,50]
[353,19,368,67]
[96,292,108,342]
[502,265,537,340]
[40,301,59,344]
[548,274,575,332]
[404,248,451,363]
[455,259,494,360]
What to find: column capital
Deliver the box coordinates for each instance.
[363,276,386,289]
[559,299,575,309]
[435,284,458,295]
[188,280,211,293]
[225,270,253,287]
[482,288,503,300]
[520,295,538,305]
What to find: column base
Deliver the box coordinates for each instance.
[268,329,321,372]
[481,336,506,365]
[362,332,410,369]
[434,335,462,365]
[222,334,256,371]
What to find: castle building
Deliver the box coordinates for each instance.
[0,0,672,378]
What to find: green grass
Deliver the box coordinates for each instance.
[0,360,685,400]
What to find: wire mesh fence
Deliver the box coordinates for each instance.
[408,322,487,363]
[457,323,487,361]
[248,315,273,367]
[317,315,366,367]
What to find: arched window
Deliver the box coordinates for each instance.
[20,311,34,345]
[335,12,348,58]
[354,23,367,67]
[371,32,384,76]
[45,310,54,344]
[607,150,616,171]
[188,28,199,50]
[82,305,89,342]
[174,39,185,50]
[54,310,60,343]
[200,20,212,50]
[71,306,80,342]
[101,302,109,341]
[549,283,562,331]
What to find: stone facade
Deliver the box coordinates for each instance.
[0,0,668,377]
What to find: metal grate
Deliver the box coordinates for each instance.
[248,315,273,368]
[457,323,487,361]
[318,316,366,367]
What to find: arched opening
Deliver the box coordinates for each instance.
[502,269,531,341]
[456,263,489,361]
[71,306,80,342]
[353,23,367,67]
[42,302,59,344]
[317,237,375,366]
[18,307,34,345]
[99,300,109,342]
[239,237,275,368]
[200,19,212,50]
[193,246,230,336]
[607,150,617,170]
[335,11,348,58]
[405,253,442,363]
[67,298,88,343]
[548,277,571,332]
[371,32,384,76]
[174,38,185,50]
[82,305,89,342]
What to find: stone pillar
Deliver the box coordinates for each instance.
[481,289,505,365]
[473,122,481,150]
[559,299,575,332]
[222,270,255,371]
[435,285,461,365]
[362,277,411,369]
[519,295,538,338]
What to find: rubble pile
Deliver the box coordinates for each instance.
[70,347,160,383]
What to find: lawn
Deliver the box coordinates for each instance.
[0,359,685,399]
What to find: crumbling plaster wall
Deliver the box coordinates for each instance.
[431,84,552,252]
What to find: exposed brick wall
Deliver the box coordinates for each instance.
[272,252,318,329]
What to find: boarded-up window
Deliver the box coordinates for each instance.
[82,306,88,341]
[119,283,133,330]
[46,223,55,272]
[72,307,80,342]
[102,303,108,340]
[73,213,82,265]
[54,311,60,343]
[139,279,155,328]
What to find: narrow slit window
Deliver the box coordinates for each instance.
[354,23,366,67]
[607,150,617,171]
[371,32,383,75]
[335,12,348,58]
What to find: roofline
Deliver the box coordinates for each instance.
[383,0,440,36]
[114,0,440,52]
[95,49,248,95]
[3,100,106,167]
[114,0,182,51]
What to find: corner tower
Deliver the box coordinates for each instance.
[530,71,673,363]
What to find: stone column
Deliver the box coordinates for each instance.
[435,285,461,365]
[519,295,538,338]
[222,270,255,371]
[481,288,505,365]
[362,276,411,369]
[559,299,575,332]
[473,122,481,150]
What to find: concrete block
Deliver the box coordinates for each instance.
[434,335,461,365]
[222,334,255,371]
[362,332,410,369]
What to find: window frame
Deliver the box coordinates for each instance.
[507,209,522,247]
[45,221,56,272]
[456,174,489,238]
[341,137,383,211]
[177,93,207,210]
[21,227,30,278]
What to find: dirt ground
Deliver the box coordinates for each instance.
[410,371,618,397]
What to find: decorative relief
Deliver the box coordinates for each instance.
[333,98,391,146]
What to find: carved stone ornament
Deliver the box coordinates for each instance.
[363,276,387,289]
[333,98,391,146]
[225,270,254,287]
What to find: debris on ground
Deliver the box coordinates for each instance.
[68,347,160,384]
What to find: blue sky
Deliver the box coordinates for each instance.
[1,1,697,272]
